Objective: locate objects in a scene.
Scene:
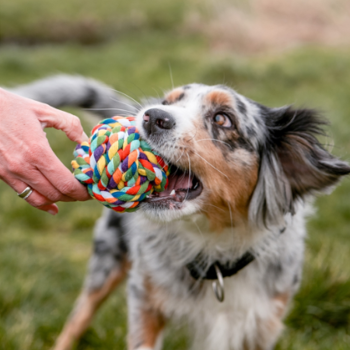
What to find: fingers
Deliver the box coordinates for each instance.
[18,167,76,203]
[38,203,59,215]
[24,191,59,215]
[0,90,91,215]
[1,139,90,204]
[6,179,59,215]
[34,101,89,144]
[34,144,91,202]
[3,90,89,143]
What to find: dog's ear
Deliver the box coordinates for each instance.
[249,106,350,228]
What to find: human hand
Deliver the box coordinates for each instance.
[0,88,90,215]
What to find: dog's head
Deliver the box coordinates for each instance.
[136,84,350,230]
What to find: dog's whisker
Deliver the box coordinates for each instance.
[151,88,162,101]
[204,203,226,213]
[109,88,143,109]
[83,108,137,114]
[192,150,229,179]
[129,83,149,103]
[168,62,174,90]
[192,219,204,239]
[109,98,141,112]
[108,94,140,107]
[174,148,186,164]
[227,201,234,238]
[184,152,191,203]
[107,98,141,112]
[195,138,233,150]
[186,130,198,143]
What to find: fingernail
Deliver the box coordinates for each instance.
[48,209,58,216]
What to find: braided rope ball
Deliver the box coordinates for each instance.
[71,116,169,213]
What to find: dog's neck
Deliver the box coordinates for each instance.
[135,211,286,266]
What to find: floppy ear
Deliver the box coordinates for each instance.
[249,106,350,228]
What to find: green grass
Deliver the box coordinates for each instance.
[0,0,192,44]
[1,1,350,349]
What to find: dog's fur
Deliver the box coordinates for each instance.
[9,75,350,350]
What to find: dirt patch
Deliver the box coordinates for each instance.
[188,0,350,54]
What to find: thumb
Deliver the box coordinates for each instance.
[36,103,89,143]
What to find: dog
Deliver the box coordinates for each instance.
[10,75,350,350]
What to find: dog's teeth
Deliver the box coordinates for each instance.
[170,190,176,195]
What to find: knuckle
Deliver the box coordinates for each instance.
[7,161,23,175]
[45,191,61,202]
[59,181,76,196]
[71,116,82,130]
[29,143,45,156]
[3,150,26,175]
[39,102,51,112]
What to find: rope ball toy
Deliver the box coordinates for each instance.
[71,116,169,212]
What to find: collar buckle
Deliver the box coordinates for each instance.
[212,263,225,302]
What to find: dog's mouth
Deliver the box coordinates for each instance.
[145,165,203,208]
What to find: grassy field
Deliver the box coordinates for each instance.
[1,1,350,349]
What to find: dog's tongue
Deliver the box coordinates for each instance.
[159,171,193,197]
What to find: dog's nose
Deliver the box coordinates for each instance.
[143,108,176,136]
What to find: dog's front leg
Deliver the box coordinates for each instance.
[127,276,166,350]
[53,210,131,350]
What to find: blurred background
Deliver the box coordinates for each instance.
[1,0,350,349]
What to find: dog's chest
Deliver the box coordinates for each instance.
[126,211,306,349]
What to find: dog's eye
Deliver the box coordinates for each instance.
[213,113,231,128]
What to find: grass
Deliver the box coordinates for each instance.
[0,0,192,44]
[1,1,350,349]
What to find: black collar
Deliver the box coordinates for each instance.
[186,226,286,281]
[186,251,255,280]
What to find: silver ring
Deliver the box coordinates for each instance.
[212,263,225,302]
[17,186,33,200]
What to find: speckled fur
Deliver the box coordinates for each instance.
[10,76,350,350]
